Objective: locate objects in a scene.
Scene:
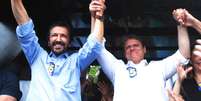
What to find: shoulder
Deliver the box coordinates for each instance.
[182,77,196,85]
[147,60,161,66]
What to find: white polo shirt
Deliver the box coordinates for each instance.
[97,48,188,101]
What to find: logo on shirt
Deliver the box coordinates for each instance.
[48,62,55,76]
[127,66,137,78]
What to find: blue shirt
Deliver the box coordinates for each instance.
[16,19,102,101]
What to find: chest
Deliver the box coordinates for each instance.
[31,54,81,88]
[114,63,164,91]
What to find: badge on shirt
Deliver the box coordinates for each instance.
[127,66,137,78]
[48,62,55,76]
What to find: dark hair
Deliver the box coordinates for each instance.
[123,35,145,48]
[188,40,200,78]
[190,40,199,58]
[48,21,71,37]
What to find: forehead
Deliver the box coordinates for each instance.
[50,26,69,34]
[125,38,142,46]
[192,54,201,61]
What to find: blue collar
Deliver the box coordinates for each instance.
[49,51,69,59]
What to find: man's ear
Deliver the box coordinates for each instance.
[48,38,51,47]
[143,46,146,54]
[47,35,51,46]
[48,41,50,47]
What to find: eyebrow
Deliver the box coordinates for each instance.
[50,32,67,35]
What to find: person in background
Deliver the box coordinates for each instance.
[168,8,201,101]
[172,8,201,57]
[97,81,113,101]
[168,50,201,101]
[168,64,191,101]
[0,68,21,101]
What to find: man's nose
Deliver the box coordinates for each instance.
[129,45,135,50]
[56,35,61,41]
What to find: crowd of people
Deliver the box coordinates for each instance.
[1,0,201,101]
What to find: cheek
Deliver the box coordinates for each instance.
[125,50,131,55]
[49,37,55,43]
[197,65,201,69]
[195,66,201,72]
[48,42,53,49]
[63,38,70,46]
[194,64,201,70]
[48,40,54,45]
[131,50,144,58]
[125,50,131,59]
[61,37,68,42]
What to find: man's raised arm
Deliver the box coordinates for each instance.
[177,25,190,59]
[11,0,30,24]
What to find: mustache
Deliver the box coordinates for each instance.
[52,41,65,46]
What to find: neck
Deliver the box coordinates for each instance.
[132,60,143,64]
[128,59,143,65]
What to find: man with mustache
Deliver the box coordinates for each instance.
[11,0,105,101]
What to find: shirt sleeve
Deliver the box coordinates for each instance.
[0,71,22,100]
[160,50,189,81]
[76,33,103,71]
[16,19,42,65]
[97,47,125,84]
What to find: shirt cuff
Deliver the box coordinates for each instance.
[87,33,104,54]
[102,38,106,48]
[16,19,34,37]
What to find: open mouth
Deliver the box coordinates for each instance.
[54,44,64,49]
